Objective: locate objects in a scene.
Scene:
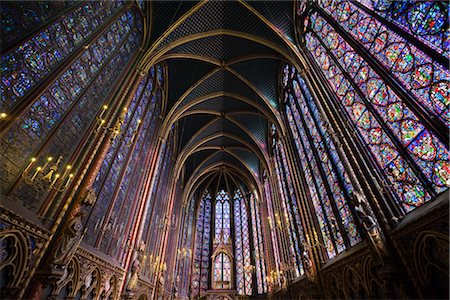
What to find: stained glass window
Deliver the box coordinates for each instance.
[319,0,449,126]
[302,5,449,214]
[233,190,252,295]
[213,252,232,289]
[215,190,231,243]
[174,197,195,296]
[1,1,126,112]
[249,193,268,294]
[1,9,142,215]
[283,65,361,259]
[191,190,212,298]
[273,139,305,276]
[263,174,282,285]
[85,68,160,254]
[1,1,79,49]
[355,0,449,58]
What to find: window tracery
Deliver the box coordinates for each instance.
[299,1,449,213]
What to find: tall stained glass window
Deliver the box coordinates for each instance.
[1,1,126,112]
[249,193,268,294]
[263,173,282,285]
[174,197,196,296]
[191,190,212,298]
[272,135,306,275]
[233,190,252,295]
[215,189,231,243]
[190,187,268,296]
[85,66,161,260]
[299,0,449,214]
[282,65,361,259]
[1,7,142,216]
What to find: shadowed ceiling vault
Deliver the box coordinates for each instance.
[140,0,302,201]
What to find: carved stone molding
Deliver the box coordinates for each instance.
[0,206,50,299]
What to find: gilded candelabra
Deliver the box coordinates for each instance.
[22,155,74,192]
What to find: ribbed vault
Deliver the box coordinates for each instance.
[141,0,300,203]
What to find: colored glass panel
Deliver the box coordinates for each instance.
[273,141,305,275]
[355,0,449,58]
[320,0,450,126]
[191,191,212,297]
[249,193,268,294]
[1,1,125,112]
[283,67,361,259]
[1,10,138,200]
[234,190,252,295]
[305,16,446,212]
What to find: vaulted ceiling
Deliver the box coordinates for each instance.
[138,1,302,201]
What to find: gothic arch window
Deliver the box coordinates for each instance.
[282,65,361,259]
[215,189,231,243]
[233,189,252,295]
[191,190,212,298]
[84,65,162,259]
[249,193,268,294]
[298,0,449,214]
[1,5,143,216]
[190,188,267,296]
[272,135,306,274]
[213,252,232,289]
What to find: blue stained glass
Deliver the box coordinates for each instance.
[304,16,443,213]
[1,1,125,112]
[321,1,450,126]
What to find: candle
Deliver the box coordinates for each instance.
[31,167,42,181]
[64,174,73,188]
[135,119,141,131]
[61,165,71,180]
[51,174,60,186]
[99,105,108,118]
[42,157,53,172]
[24,157,36,173]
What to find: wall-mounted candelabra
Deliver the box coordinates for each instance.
[22,155,74,192]
[94,106,142,145]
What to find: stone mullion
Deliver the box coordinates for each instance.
[262,173,281,282]
[300,64,394,232]
[122,113,162,266]
[279,104,329,269]
[94,74,148,249]
[5,24,137,199]
[288,98,352,250]
[258,186,273,292]
[21,64,142,300]
[316,4,447,144]
[106,88,157,257]
[271,150,298,282]
[293,74,365,239]
[1,2,85,53]
[274,141,305,275]
[300,30,405,222]
[145,142,169,274]
[310,23,436,204]
[268,156,291,285]
[1,3,132,135]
